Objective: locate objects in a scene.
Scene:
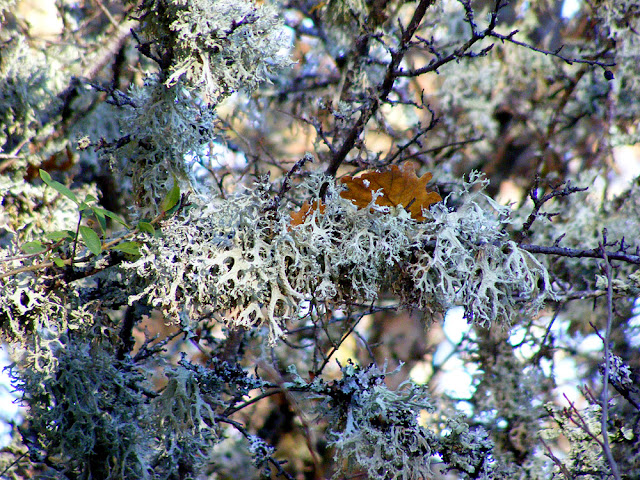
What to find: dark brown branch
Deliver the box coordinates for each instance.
[519,243,640,265]
[324,0,437,178]
[598,236,622,480]
[489,30,615,71]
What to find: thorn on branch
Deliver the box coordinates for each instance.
[552,233,566,247]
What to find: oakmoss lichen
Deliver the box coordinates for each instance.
[125,171,551,341]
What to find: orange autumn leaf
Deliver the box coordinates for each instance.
[340,165,441,221]
[290,199,326,227]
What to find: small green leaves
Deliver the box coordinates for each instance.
[21,231,73,256]
[91,206,130,228]
[53,257,66,267]
[36,169,141,259]
[43,230,74,242]
[40,169,78,203]
[21,241,46,254]
[137,221,156,235]
[111,241,141,256]
[79,226,102,255]
[40,169,130,228]
[160,178,181,214]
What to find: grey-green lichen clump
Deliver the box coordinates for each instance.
[13,332,152,478]
[117,75,218,215]
[411,172,552,326]
[125,171,551,341]
[136,0,293,103]
[323,362,437,480]
[109,0,293,218]
[0,37,63,159]
[306,362,496,480]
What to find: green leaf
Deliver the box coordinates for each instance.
[137,221,155,235]
[21,240,46,254]
[39,169,78,204]
[91,208,107,234]
[91,206,130,228]
[53,257,66,267]
[160,178,180,213]
[44,230,73,242]
[79,226,102,255]
[84,194,98,204]
[110,241,141,256]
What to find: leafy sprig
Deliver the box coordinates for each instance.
[0,171,182,279]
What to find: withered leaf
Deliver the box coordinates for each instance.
[340,164,441,221]
[290,199,326,227]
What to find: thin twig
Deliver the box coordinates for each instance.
[215,416,295,480]
[518,176,588,241]
[223,388,283,416]
[489,30,615,71]
[540,437,572,480]
[264,153,314,213]
[519,243,640,265]
[599,233,622,480]
[314,309,368,377]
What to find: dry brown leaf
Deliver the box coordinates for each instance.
[290,200,326,227]
[340,164,441,221]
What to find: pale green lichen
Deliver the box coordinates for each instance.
[318,362,497,480]
[109,0,293,217]
[150,362,220,478]
[124,171,551,341]
[437,414,494,478]
[411,172,551,326]
[0,36,62,155]
[136,0,293,103]
[116,76,217,215]
[544,402,613,480]
[0,169,99,356]
[595,0,640,144]
[322,363,437,480]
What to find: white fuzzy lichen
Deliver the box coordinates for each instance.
[124,170,551,341]
[412,172,552,325]
[138,0,293,103]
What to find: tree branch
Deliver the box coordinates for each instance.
[599,234,622,480]
[324,0,437,178]
[519,243,640,265]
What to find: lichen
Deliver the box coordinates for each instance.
[0,36,63,156]
[323,363,436,480]
[410,172,551,325]
[136,0,293,103]
[124,171,551,341]
[12,332,152,479]
[116,75,218,215]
